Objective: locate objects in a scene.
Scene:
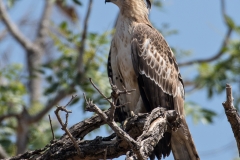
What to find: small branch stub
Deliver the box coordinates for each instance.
[222,84,240,156]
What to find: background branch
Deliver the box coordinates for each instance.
[178,0,232,67]
[0,145,8,159]
[0,29,8,41]
[179,27,232,67]
[76,0,93,74]
[35,0,53,46]
[0,113,19,124]
[29,87,74,123]
[0,1,40,52]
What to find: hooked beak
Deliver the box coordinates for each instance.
[105,0,111,4]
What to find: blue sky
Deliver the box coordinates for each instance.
[1,0,240,160]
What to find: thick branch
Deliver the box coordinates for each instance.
[222,84,240,156]
[8,109,175,160]
[0,1,40,52]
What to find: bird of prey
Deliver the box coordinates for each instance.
[105,0,199,159]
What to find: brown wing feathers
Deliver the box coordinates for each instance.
[131,24,199,160]
[131,24,180,159]
[132,25,181,99]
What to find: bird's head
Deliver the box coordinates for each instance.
[105,0,151,21]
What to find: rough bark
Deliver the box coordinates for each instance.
[6,108,178,160]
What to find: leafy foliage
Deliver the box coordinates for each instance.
[195,39,240,108]
[43,21,112,109]
[185,102,217,124]
[0,64,25,114]
[0,64,25,155]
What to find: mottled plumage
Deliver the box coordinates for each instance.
[106,0,199,159]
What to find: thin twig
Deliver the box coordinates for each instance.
[54,96,81,156]
[109,77,135,104]
[48,115,55,140]
[84,93,143,159]
[64,95,77,108]
[89,78,112,104]
[89,78,133,121]
[85,78,145,159]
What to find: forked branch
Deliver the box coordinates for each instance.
[54,95,81,156]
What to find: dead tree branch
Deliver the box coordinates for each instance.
[36,0,53,46]
[54,95,81,156]
[48,115,55,140]
[6,78,180,160]
[222,84,240,156]
[8,108,177,160]
[84,79,142,159]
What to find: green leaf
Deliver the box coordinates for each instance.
[59,21,68,30]
[224,15,235,28]
[44,82,59,95]
[234,26,240,35]
[152,0,162,9]
[46,76,53,83]
[185,102,217,124]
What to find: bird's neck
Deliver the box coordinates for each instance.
[119,3,151,26]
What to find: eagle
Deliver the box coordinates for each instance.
[105,0,199,159]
